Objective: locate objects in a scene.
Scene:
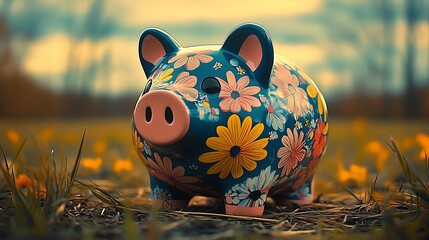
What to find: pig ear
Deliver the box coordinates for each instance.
[221,24,274,88]
[139,28,181,78]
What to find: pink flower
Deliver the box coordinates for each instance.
[277,128,306,177]
[168,72,198,102]
[272,64,310,118]
[218,71,261,113]
[168,50,213,70]
[148,153,207,194]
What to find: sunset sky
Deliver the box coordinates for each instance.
[1,0,428,98]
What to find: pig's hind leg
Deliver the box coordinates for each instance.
[272,176,315,206]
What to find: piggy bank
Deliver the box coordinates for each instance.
[132,23,328,216]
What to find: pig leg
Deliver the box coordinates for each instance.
[223,186,272,217]
[273,176,315,206]
[149,176,192,209]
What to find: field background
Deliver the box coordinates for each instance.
[2,117,428,195]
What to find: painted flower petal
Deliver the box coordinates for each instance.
[216,126,234,147]
[226,71,237,90]
[240,148,267,161]
[231,158,244,179]
[230,100,241,113]
[241,156,257,171]
[236,76,250,91]
[186,56,200,70]
[227,114,241,145]
[171,165,185,177]
[240,86,260,96]
[173,57,188,69]
[242,122,264,147]
[196,54,213,63]
[198,151,229,163]
[242,138,269,155]
[206,137,231,151]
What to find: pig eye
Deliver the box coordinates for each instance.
[201,77,221,94]
[143,79,152,95]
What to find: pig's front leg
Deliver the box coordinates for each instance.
[223,166,278,216]
[149,175,192,209]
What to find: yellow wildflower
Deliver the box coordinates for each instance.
[365,140,389,171]
[6,129,20,145]
[416,133,429,160]
[113,158,133,173]
[81,158,102,171]
[338,163,367,186]
[16,173,32,189]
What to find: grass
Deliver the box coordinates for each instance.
[1,117,429,239]
[0,130,85,236]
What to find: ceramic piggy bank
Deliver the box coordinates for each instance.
[132,23,328,216]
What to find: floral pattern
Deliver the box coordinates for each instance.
[168,50,213,70]
[218,71,261,113]
[213,62,222,70]
[260,94,286,131]
[199,114,268,179]
[148,152,203,193]
[208,107,220,122]
[287,183,312,201]
[272,63,310,118]
[167,72,198,102]
[225,166,278,207]
[312,118,328,159]
[269,131,278,141]
[132,129,148,166]
[196,95,220,122]
[143,140,152,156]
[236,66,245,75]
[277,128,306,177]
[307,85,326,117]
[149,65,174,88]
[291,159,319,190]
[151,186,173,208]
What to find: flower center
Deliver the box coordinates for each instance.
[249,190,262,201]
[267,105,274,113]
[229,145,241,158]
[231,90,240,99]
[287,84,296,94]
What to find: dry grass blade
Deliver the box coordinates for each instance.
[387,137,426,188]
[345,188,363,204]
[66,129,86,197]
[411,187,429,204]
[387,137,429,210]
[10,138,27,167]
[75,179,122,206]
[0,143,35,225]
[1,139,27,187]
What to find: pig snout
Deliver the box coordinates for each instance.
[134,90,190,145]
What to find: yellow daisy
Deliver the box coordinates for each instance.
[198,114,268,179]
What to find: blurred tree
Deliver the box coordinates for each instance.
[323,0,429,118]
[63,0,116,96]
[404,0,426,118]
